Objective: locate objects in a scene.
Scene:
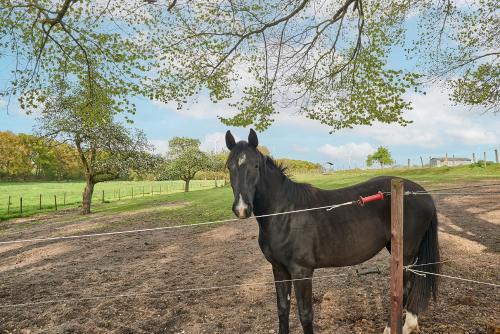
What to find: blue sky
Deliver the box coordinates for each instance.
[2,85,499,170]
[1,9,499,170]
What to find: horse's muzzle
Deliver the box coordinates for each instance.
[233,195,252,219]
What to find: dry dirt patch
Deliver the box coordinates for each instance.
[0,190,498,333]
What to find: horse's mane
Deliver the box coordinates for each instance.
[226,144,318,203]
[262,154,317,203]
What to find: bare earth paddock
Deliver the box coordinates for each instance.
[0,184,498,333]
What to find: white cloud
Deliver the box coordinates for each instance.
[200,132,230,153]
[347,86,499,148]
[149,139,169,155]
[292,144,311,153]
[318,142,376,167]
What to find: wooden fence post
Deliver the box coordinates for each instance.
[483,152,487,168]
[390,179,404,334]
[20,197,23,215]
[118,189,121,200]
[102,190,105,203]
[495,149,499,164]
[407,159,410,168]
[54,195,57,211]
[7,195,11,214]
[39,194,42,210]
[420,156,424,168]
[472,152,476,163]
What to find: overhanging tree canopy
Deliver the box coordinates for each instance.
[1,1,498,130]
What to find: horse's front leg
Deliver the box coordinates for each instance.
[273,265,292,334]
[291,267,315,334]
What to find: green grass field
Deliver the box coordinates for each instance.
[0,164,498,222]
[0,179,221,220]
[294,163,500,189]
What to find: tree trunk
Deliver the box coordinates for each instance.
[81,178,95,214]
[184,179,190,192]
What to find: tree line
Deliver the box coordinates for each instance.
[0,131,82,181]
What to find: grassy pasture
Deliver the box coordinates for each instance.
[0,164,498,223]
[0,179,220,220]
[295,163,500,189]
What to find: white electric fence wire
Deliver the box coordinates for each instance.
[404,268,500,288]
[0,273,347,308]
[0,201,356,245]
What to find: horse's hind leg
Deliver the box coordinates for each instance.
[291,266,314,334]
[273,265,292,334]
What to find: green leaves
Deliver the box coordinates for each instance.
[160,137,209,183]
[366,146,393,168]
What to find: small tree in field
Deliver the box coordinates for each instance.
[206,152,228,187]
[161,138,208,192]
[367,147,393,169]
[37,86,151,214]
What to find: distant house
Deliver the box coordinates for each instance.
[430,157,472,167]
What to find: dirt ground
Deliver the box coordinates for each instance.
[0,185,499,334]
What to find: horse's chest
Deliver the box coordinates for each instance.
[257,231,297,266]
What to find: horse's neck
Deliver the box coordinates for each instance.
[253,169,289,216]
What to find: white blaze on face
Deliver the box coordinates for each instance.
[238,153,246,166]
[402,312,419,334]
[236,194,249,218]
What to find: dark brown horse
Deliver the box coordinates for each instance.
[225,129,440,334]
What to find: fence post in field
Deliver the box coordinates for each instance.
[54,195,57,211]
[407,159,410,168]
[7,195,11,214]
[445,152,448,166]
[39,194,42,210]
[429,157,432,168]
[64,192,66,206]
[472,152,476,163]
[390,178,404,334]
[420,156,424,168]
[484,152,487,168]
[495,149,499,164]
[20,197,23,215]
[102,190,105,203]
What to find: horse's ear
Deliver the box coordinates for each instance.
[225,130,236,150]
[248,129,258,148]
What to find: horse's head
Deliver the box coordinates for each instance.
[225,129,261,219]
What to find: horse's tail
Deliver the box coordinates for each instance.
[406,208,440,314]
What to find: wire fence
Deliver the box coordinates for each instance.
[0,179,222,219]
[0,260,497,309]
[0,182,498,310]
